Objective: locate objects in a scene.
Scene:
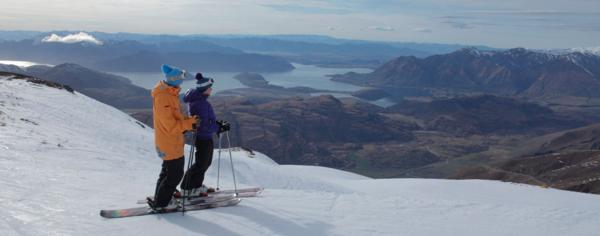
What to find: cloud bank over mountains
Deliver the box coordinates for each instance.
[42,32,103,45]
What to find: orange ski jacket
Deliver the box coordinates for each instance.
[151,81,197,161]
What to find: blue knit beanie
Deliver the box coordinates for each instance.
[195,73,214,92]
[161,64,184,87]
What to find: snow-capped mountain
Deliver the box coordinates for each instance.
[563,47,600,56]
[1,73,600,235]
[331,47,600,98]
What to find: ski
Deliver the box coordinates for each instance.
[182,193,240,206]
[136,187,264,204]
[187,187,263,196]
[100,196,241,219]
[177,193,238,206]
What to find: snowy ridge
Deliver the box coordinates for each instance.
[547,47,600,56]
[568,47,600,56]
[459,47,561,62]
[2,75,600,235]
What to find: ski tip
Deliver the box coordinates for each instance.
[224,198,243,207]
[99,210,112,218]
[100,209,126,219]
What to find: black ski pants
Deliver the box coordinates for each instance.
[154,157,184,207]
[181,139,214,190]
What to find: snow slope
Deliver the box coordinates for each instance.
[1,75,600,236]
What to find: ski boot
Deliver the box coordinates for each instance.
[185,185,216,197]
[147,197,180,212]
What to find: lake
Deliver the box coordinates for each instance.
[114,63,372,95]
[1,60,393,107]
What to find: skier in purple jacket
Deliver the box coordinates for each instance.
[180,73,230,196]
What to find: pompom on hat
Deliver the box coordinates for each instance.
[195,72,214,92]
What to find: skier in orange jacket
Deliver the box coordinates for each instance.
[149,64,197,211]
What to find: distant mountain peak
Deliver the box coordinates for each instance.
[457,47,483,56]
[51,63,96,74]
[545,46,600,56]
[505,47,530,56]
[569,46,600,55]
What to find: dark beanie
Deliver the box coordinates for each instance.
[195,73,213,92]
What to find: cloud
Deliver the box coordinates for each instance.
[413,27,432,33]
[439,9,600,32]
[42,32,103,45]
[437,15,476,20]
[367,26,395,32]
[261,3,353,14]
[442,21,473,29]
[466,10,600,16]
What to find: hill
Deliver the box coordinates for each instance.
[386,95,584,135]
[453,123,600,194]
[1,63,152,109]
[212,95,416,166]
[534,124,600,154]
[453,151,600,194]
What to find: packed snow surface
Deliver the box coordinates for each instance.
[1,76,600,236]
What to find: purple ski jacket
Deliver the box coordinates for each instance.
[183,88,218,140]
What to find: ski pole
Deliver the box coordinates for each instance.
[225,131,238,196]
[217,133,223,190]
[182,130,196,215]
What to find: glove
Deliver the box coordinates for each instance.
[216,120,230,134]
[189,116,200,130]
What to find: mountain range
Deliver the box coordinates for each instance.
[0,30,498,69]
[331,48,600,99]
[0,39,294,73]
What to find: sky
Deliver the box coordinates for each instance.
[0,0,599,49]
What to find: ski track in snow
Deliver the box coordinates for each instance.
[2,76,600,235]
